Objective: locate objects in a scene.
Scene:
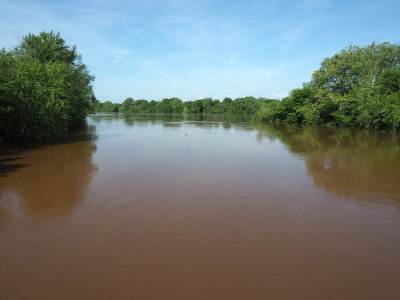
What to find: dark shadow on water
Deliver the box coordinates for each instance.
[0,123,98,154]
[0,157,29,177]
[0,123,98,220]
[0,123,98,177]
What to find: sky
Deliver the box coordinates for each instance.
[1,0,399,102]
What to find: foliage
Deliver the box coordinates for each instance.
[94,96,280,118]
[252,42,400,130]
[252,100,279,121]
[0,31,95,142]
[311,42,400,96]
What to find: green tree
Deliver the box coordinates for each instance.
[311,42,400,96]
[0,31,95,142]
[268,42,400,130]
[221,97,232,113]
[121,97,135,112]
[171,98,183,113]
[156,98,173,113]
[273,87,313,122]
[191,100,203,114]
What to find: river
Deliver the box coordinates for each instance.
[1,113,400,299]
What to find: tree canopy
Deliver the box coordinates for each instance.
[254,42,400,130]
[0,31,95,142]
[311,42,400,95]
[94,96,279,116]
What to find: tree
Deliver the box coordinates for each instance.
[221,97,232,113]
[311,42,400,96]
[200,98,213,114]
[171,98,183,113]
[0,31,95,142]
[261,42,400,129]
[227,96,262,115]
[309,42,400,129]
[273,86,313,122]
[121,97,135,112]
[156,98,173,113]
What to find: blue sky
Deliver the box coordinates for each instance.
[1,0,399,102]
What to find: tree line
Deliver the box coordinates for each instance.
[93,97,279,115]
[1,31,399,145]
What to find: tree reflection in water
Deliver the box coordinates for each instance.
[91,113,400,205]
[256,124,400,204]
[0,124,98,221]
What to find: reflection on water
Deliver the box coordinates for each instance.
[92,113,400,206]
[4,114,397,219]
[1,114,400,300]
[0,125,98,220]
[255,125,400,205]
[91,112,251,130]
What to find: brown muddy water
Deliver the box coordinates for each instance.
[1,113,400,300]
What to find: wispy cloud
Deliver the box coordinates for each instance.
[1,0,398,101]
[112,50,131,64]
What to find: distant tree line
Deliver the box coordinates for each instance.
[93,97,279,115]
[0,31,95,143]
[95,42,400,130]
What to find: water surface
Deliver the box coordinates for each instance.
[1,114,400,299]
